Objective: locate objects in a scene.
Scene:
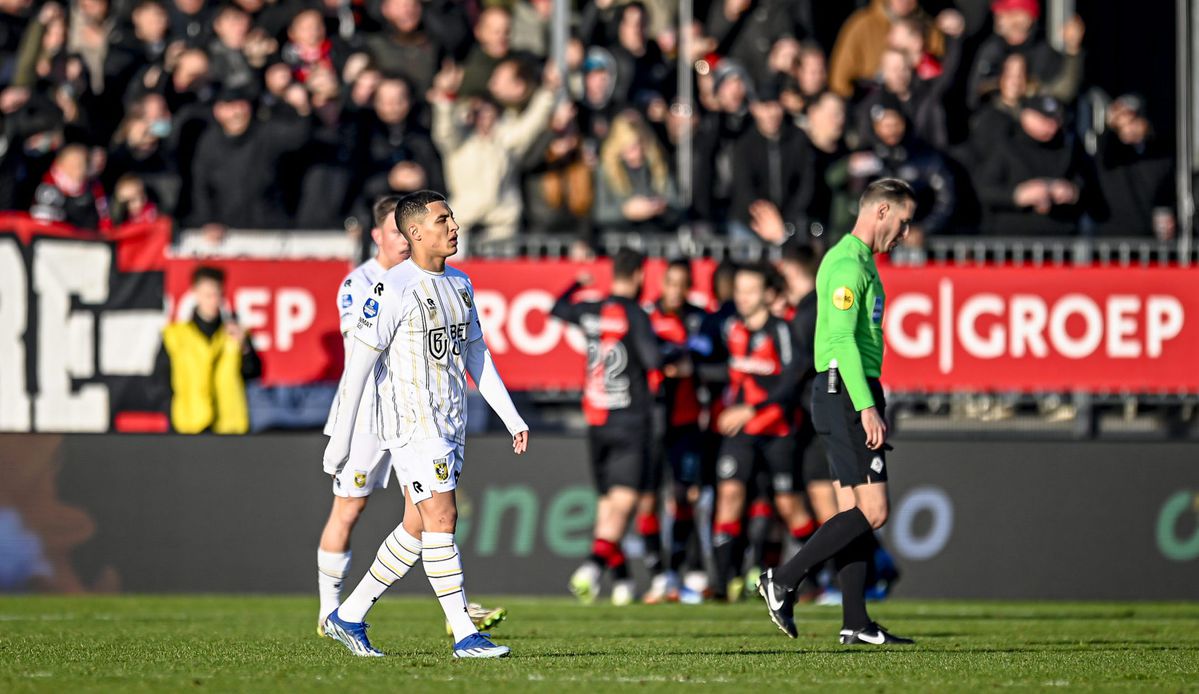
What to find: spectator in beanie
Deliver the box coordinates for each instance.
[594,110,680,233]
[975,94,1090,236]
[576,46,620,149]
[968,0,1085,110]
[30,142,110,230]
[1091,94,1175,239]
[189,85,311,230]
[730,82,814,244]
[827,93,954,245]
[828,0,945,98]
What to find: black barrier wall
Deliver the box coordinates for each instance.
[1,434,1197,599]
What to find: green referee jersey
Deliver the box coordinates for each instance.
[814,234,885,411]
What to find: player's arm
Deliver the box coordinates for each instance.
[627,303,663,392]
[824,257,874,411]
[464,287,529,454]
[337,278,357,338]
[550,281,586,325]
[757,320,802,410]
[322,286,399,473]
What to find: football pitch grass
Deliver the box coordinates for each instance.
[1,596,1197,692]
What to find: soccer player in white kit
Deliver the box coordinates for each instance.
[322,191,529,659]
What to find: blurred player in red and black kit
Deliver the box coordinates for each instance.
[553,249,662,606]
[711,263,812,601]
[640,259,708,604]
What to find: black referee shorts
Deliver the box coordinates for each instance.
[810,372,888,487]
[588,424,655,494]
[795,411,834,486]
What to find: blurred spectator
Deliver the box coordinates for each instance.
[189,86,311,231]
[968,0,1085,110]
[67,0,143,141]
[206,4,257,91]
[707,0,813,89]
[281,8,350,86]
[827,94,954,244]
[292,64,356,229]
[967,53,1030,161]
[975,95,1088,235]
[800,91,848,238]
[511,0,552,59]
[158,266,260,435]
[352,76,444,222]
[429,60,556,241]
[730,85,813,244]
[609,2,668,107]
[693,59,753,232]
[576,46,619,150]
[13,2,71,87]
[1091,94,1174,239]
[166,0,211,46]
[779,41,826,123]
[122,1,170,69]
[30,142,110,230]
[365,0,444,93]
[521,99,594,235]
[459,6,513,100]
[105,91,180,213]
[828,0,945,98]
[0,0,32,87]
[594,111,680,232]
[0,85,63,208]
[855,44,954,149]
[110,172,159,225]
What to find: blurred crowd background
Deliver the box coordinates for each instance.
[0,0,1179,252]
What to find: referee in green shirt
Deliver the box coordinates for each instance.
[759,178,916,646]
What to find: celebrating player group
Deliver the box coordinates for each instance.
[315,179,915,658]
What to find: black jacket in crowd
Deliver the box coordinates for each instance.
[1090,130,1174,237]
[975,128,1091,236]
[730,120,814,234]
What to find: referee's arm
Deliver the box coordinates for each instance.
[824,260,874,411]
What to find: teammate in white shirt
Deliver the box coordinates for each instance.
[322,191,529,659]
[315,196,409,632]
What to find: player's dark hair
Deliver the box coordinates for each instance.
[393,190,448,237]
[860,177,916,210]
[735,261,771,287]
[780,243,820,279]
[372,195,401,229]
[612,248,645,279]
[191,265,225,287]
[666,257,692,279]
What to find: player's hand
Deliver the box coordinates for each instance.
[1048,179,1079,206]
[717,405,755,437]
[861,406,887,450]
[748,199,787,244]
[512,430,529,455]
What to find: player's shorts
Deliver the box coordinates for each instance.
[332,430,397,498]
[715,433,799,494]
[392,437,464,505]
[795,411,834,485]
[588,425,653,494]
[810,373,888,487]
[664,423,703,489]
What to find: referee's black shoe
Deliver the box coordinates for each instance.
[757,569,797,638]
[839,622,915,645]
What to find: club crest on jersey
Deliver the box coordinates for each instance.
[374,282,384,296]
[363,298,379,318]
[341,293,353,309]
[832,286,855,310]
[433,457,449,482]
[459,289,472,309]
[353,472,367,488]
[428,327,448,359]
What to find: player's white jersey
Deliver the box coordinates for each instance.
[352,260,481,449]
[323,258,387,436]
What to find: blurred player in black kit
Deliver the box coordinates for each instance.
[641,259,708,604]
[553,249,662,606]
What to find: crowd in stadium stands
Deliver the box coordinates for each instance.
[0,0,1177,248]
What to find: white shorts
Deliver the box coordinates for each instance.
[332,430,398,498]
[393,438,463,505]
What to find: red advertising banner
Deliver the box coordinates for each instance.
[162,257,1199,393]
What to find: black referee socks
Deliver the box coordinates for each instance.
[775,507,872,591]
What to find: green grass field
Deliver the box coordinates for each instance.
[1,596,1197,692]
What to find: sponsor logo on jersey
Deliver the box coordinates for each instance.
[373,282,384,296]
[833,286,855,310]
[428,322,470,360]
[426,297,437,318]
[354,472,367,488]
[412,481,424,494]
[363,298,379,318]
[341,293,353,309]
[434,457,449,482]
[343,278,352,287]
[459,289,472,309]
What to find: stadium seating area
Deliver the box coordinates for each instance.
[0,0,1178,249]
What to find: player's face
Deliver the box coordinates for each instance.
[733,271,767,320]
[660,265,690,311]
[373,212,410,269]
[878,198,915,253]
[192,278,223,321]
[411,201,460,259]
